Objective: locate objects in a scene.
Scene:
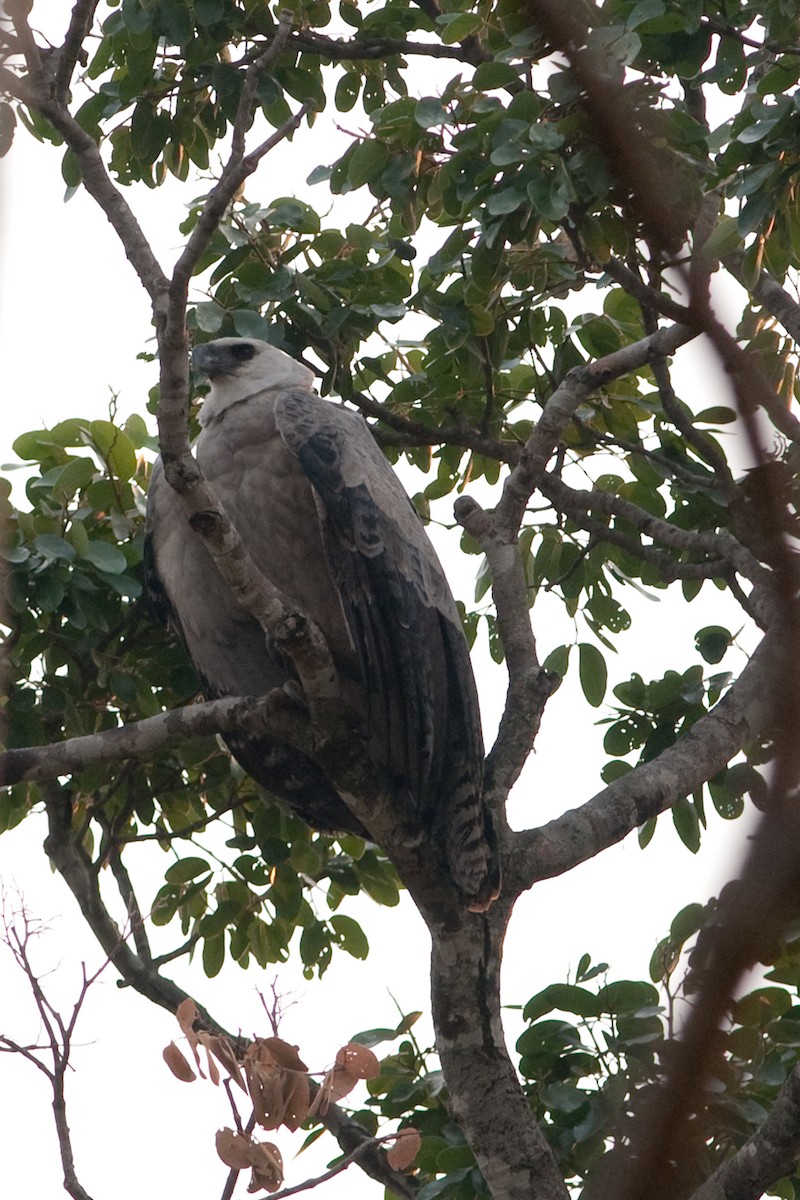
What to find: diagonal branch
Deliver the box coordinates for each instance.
[171,15,304,295]
[351,390,518,463]
[289,28,488,63]
[494,323,695,540]
[723,251,800,347]
[505,628,782,897]
[537,474,768,590]
[688,1062,800,1200]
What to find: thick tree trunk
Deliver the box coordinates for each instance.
[429,903,569,1200]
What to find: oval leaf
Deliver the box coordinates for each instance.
[578,642,607,707]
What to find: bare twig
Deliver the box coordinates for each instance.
[266,1133,400,1200]
[1,901,104,1200]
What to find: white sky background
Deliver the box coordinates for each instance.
[0,12,769,1200]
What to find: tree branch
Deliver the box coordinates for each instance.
[454,495,558,817]
[506,628,782,895]
[600,257,690,324]
[537,474,767,589]
[430,903,569,1200]
[1,905,99,1200]
[171,13,303,295]
[35,783,422,1196]
[0,694,277,786]
[494,323,695,540]
[54,0,99,104]
[689,1063,800,1200]
[724,251,800,347]
[351,391,518,464]
[266,1133,417,1200]
[289,28,485,63]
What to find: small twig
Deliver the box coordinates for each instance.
[266,1134,398,1200]
[1,901,104,1200]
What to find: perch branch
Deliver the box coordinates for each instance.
[0,694,280,786]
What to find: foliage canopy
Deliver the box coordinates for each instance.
[4,0,800,1198]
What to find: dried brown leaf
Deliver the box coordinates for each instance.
[215,1127,254,1171]
[175,996,203,1071]
[175,997,198,1042]
[201,1034,247,1092]
[336,1042,380,1080]
[206,1046,220,1085]
[246,1060,285,1130]
[253,1036,308,1072]
[247,1142,284,1193]
[163,1041,196,1083]
[309,1066,358,1115]
[280,1069,311,1132]
[387,1128,422,1171]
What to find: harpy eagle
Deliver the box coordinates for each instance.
[145,337,499,910]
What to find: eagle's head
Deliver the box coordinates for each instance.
[193,338,315,424]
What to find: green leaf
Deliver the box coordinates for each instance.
[89,421,137,481]
[0,101,16,158]
[415,98,448,128]
[672,796,701,852]
[81,540,128,574]
[34,534,76,563]
[472,62,520,90]
[165,857,212,884]
[232,310,272,339]
[543,644,570,678]
[695,625,732,664]
[596,979,659,1015]
[335,72,361,113]
[347,139,391,188]
[330,914,369,959]
[438,12,481,44]
[50,457,96,501]
[702,215,741,263]
[523,984,600,1021]
[350,1026,398,1048]
[578,643,607,707]
[202,933,225,977]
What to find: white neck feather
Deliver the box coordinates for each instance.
[199,345,315,426]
